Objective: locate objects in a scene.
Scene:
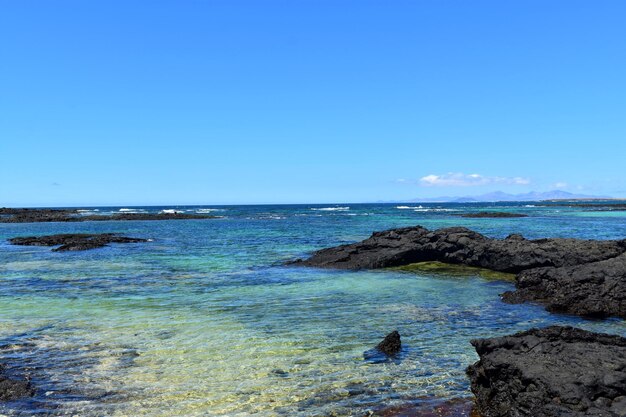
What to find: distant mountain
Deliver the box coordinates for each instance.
[409,190,610,203]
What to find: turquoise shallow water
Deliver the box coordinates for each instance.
[1,203,625,416]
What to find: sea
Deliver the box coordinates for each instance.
[1,202,625,416]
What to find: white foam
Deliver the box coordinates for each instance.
[196,208,226,213]
[160,209,184,214]
[413,208,458,212]
[311,207,350,211]
[396,205,423,209]
[119,208,143,213]
[524,205,536,208]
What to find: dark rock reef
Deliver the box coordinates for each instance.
[9,233,149,252]
[0,365,34,401]
[502,253,626,318]
[292,226,626,318]
[0,208,217,223]
[459,212,528,218]
[467,326,626,417]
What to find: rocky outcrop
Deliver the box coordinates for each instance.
[0,365,34,401]
[0,208,218,223]
[376,331,402,355]
[467,326,626,417]
[292,226,626,318]
[502,253,626,318]
[9,233,149,252]
[459,212,528,218]
[293,226,626,272]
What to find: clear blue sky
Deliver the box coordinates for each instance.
[1,1,625,206]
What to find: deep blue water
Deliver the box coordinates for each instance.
[0,202,625,416]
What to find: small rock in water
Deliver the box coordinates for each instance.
[0,373,35,401]
[376,331,401,355]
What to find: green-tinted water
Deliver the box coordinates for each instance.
[1,203,625,416]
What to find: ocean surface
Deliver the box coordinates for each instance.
[1,202,625,416]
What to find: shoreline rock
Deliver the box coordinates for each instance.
[467,326,626,417]
[502,253,626,318]
[9,233,149,252]
[0,208,218,223]
[291,226,626,318]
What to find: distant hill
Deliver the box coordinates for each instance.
[409,190,610,203]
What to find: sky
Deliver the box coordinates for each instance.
[1,0,625,206]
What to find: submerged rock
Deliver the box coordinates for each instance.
[467,326,626,417]
[9,233,149,252]
[0,365,34,401]
[375,397,478,417]
[292,226,626,318]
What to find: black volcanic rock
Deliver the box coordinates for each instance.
[292,226,626,318]
[459,212,528,218]
[376,331,401,355]
[0,208,218,223]
[467,326,626,417]
[0,365,34,401]
[9,233,149,252]
[294,226,626,272]
[502,253,626,318]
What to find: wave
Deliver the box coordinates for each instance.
[396,205,423,209]
[196,208,226,213]
[524,205,536,208]
[119,208,144,213]
[311,207,350,211]
[160,209,184,214]
[414,208,458,212]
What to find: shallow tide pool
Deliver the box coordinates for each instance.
[1,203,625,416]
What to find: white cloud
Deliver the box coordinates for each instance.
[552,182,568,189]
[418,172,531,187]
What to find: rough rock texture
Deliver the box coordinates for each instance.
[502,253,626,318]
[294,226,626,272]
[376,331,402,355]
[0,365,34,401]
[459,212,528,218]
[467,326,626,417]
[9,233,149,252]
[292,226,626,318]
[0,208,217,223]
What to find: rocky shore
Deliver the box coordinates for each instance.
[467,326,626,417]
[292,225,626,318]
[0,208,218,223]
[9,233,149,252]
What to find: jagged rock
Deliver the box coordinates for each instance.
[467,326,626,417]
[0,365,34,401]
[376,331,401,355]
[293,226,626,273]
[292,226,626,318]
[9,233,149,252]
[502,253,626,318]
